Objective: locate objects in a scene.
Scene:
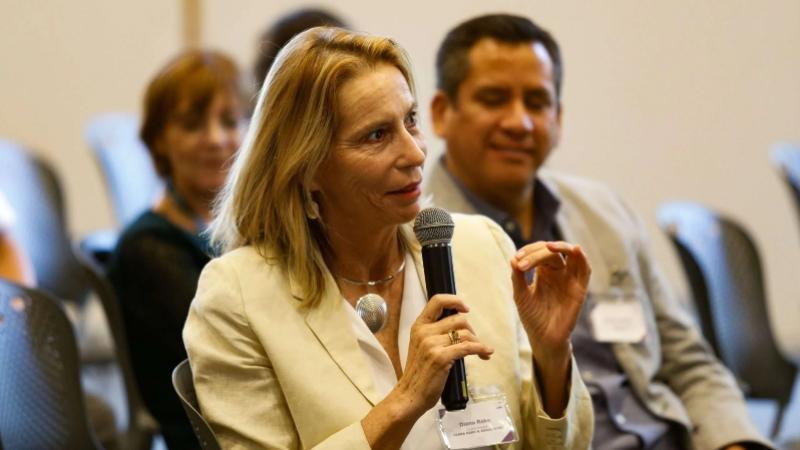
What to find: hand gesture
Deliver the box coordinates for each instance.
[511,241,590,357]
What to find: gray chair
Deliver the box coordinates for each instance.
[73,241,159,450]
[0,139,90,304]
[172,360,221,450]
[0,279,101,449]
[657,201,797,438]
[772,143,800,229]
[85,113,163,227]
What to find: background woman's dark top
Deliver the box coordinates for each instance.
[108,210,212,449]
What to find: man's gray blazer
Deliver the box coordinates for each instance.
[424,162,772,450]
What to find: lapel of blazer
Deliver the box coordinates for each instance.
[541,174,649,385]
[424,159,479,216]
[289,268,383,406]
[540,174,612,294]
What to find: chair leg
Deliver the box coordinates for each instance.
[771,403,786,440]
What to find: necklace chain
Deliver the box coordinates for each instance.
[337,259,406,287]
[167,179,206,233]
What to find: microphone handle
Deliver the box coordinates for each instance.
[421,243,468,411]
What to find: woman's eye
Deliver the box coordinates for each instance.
[405,111,417,128]
[221,115,239,128]
[178,115,203,131]
[366,128,387,142]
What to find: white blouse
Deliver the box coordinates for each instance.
[343,252,492,450]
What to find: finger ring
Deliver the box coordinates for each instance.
[448,329,460,345]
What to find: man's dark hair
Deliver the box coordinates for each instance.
[436,13,562,101]
[253,8,347,86]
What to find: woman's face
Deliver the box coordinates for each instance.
[156,90,244,196]
[312,64,426,231]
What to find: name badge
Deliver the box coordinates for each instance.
[437,387,518,450]
[590,282,647,344]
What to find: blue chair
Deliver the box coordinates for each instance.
[658,202,797,438]
[85,113,163,227]
[0,279,101,449]
[0,139,90,304]
[74,242,159,450]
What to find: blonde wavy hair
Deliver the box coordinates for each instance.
[209,27,416,307]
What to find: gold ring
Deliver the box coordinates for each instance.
[448,329,460,346]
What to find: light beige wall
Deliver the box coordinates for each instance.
[0,0,183,229]
[2,1,798,358]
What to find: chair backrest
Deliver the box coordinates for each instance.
[0,139,89,303]
[85,113,163,227]
[73,239,158,449]
[657,202,797,404]
[772,142,800,227]
[0,279,101,449]
[172,360,221,450]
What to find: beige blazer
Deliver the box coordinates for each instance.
[424,162,772,450]
[183,214,593,449]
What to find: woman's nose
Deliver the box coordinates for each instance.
[204,120,227,146]
[399,128,427,167]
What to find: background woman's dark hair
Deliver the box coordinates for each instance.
[253,8,347,87]
[140,50,245,178]
[435,13,563,102]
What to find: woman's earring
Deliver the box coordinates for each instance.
[305,192,320,220]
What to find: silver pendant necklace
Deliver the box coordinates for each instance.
[338,259,406,333]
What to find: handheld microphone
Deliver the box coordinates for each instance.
[413,207,468,411]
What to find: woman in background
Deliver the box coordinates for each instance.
[108,50,247,449]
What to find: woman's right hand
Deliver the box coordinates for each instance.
[361,294,494,449]
[393,294,494,417]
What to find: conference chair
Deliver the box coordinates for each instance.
[772,143,800,229]
[0,139,90,304]
[74,241,159,450]
[657,202,797,438]
[85,113,163,227]
[0,278,102,449]
[172,360,221,450]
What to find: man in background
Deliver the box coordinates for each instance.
[424,13,772,450]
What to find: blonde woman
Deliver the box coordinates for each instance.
[184,27,593,449]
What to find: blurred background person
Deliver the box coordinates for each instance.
[425,13,772,450]
[184,27,593,449]
[0,189,36,285]
[252,7,347,90]
[107,49,247,449]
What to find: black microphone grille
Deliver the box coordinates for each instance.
[413,207,454,246]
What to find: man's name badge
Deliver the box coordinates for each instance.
[590,294,647,343]
[436,387,518,450]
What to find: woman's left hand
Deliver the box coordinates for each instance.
[511,241,591,359]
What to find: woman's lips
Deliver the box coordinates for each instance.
[387,182,421,197]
